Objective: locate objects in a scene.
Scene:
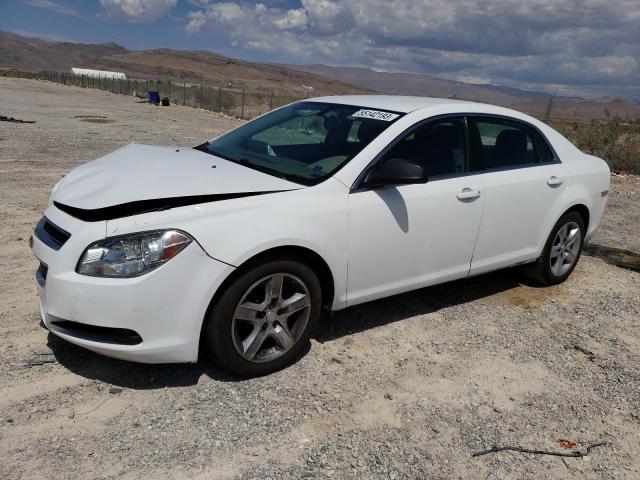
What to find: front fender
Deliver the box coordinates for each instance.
[105,179,350,308]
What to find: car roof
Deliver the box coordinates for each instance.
[307,95,483,114]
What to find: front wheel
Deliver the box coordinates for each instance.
[524,211,585,285]
[203,258,322,376]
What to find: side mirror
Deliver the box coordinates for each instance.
[363,158,427,189]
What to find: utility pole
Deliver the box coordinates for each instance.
[544,95,554,122]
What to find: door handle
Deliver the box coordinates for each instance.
[457,187,481,200]
[547,176,563,187]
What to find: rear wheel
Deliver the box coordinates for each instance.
[524,211,585,285]
[204,258,321,376]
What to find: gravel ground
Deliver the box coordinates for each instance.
[1,78,639,480]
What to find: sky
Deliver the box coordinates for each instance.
[1,0,638,100]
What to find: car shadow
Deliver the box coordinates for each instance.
[46,332,233,388]
[314,266,539,343]
[48,266,538,389]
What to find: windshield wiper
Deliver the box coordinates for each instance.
[207,149,300,183]
[235,158,293,182]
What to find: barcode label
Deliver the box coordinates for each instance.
[350,109,400,121]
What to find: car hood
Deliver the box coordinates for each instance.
[52,144,301,221]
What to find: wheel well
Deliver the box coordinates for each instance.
[198,246,335,359]
[234,246,335,308]
[564,204,590,230]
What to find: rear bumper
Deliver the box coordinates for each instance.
[32,205,235,363]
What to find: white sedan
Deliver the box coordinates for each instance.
[31,96,610,375]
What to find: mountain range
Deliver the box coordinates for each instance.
[2,31,638,120]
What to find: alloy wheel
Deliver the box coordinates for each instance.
[550,221,581,277]
[231,273,311,363]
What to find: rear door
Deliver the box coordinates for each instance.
[347,116,485,306]
[467,116,567,275]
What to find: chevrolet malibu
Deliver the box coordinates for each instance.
[31,96,610,375]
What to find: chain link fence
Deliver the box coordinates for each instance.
[3,69,306,120]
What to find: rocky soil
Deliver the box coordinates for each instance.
[1,78,639,479]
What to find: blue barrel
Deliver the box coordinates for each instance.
[148,91,160,104]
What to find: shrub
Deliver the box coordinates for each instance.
[551,119,640,174]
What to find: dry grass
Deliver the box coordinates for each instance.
[551,118,640,174]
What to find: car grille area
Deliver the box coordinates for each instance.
[48,317,143,346]
[34,217,71,250]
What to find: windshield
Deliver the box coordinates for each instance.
[203,102,403,186]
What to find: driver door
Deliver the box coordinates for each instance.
[346,117,485,306]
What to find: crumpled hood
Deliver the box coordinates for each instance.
[53,144,300,220]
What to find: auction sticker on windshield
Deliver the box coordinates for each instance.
[350,109,400,121]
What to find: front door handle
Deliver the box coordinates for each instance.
[457,187,481,200]
[547,176,563,187]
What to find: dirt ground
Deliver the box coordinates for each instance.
[1,78,639,480]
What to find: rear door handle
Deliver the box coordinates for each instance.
[457,187,481,200]
[547,176,563,187]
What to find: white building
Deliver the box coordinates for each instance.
[71,68,127,80]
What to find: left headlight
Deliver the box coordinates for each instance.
[77,230,193,278]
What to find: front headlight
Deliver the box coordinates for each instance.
[77,230,193,277]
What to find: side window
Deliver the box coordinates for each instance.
[470,117,554,169]
[379,118,468,177]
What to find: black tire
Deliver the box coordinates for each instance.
[203,257,322,376]
[524,211,585,286]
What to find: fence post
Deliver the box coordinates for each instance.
[269,90,273,111]
[544,95,554,122]
[183,82,186,106]
[200,84,203,108]
[218,85,222,112]
[136,77,138,96]
[168,81,171,103]
[146,79,149,98]
[241,87,246,118]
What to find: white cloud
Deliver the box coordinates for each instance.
[21,0,83,17]
[183,0,640,98]
[273,8,308,30]
[99,0,177,22]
